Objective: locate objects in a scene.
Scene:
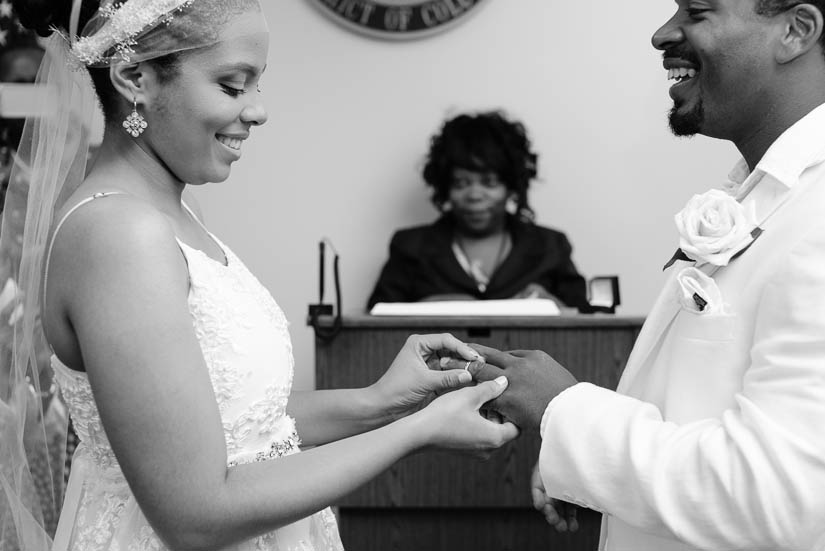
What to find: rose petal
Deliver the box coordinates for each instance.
[673,189,756,266]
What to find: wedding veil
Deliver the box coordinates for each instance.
[0,0,262,548]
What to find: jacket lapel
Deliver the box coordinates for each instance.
[618,176,794,394]
[619,104,825,395]
[616,267,682,393]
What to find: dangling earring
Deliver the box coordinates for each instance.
[123,97,148,138]
[505,196,519,215]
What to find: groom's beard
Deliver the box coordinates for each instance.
[669,98,704,137]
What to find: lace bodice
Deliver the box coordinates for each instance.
[49,198,343,551]
[53,236,299,469]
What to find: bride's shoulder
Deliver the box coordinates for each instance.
[45,192,191,327]
[50,193,179,267]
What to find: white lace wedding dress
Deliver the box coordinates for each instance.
[49,195,344,550]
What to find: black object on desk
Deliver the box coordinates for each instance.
[307,239,342,341]
[584,275,621,314]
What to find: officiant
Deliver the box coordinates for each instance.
[367,110,589,311]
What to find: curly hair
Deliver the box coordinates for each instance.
[422,110,538,221]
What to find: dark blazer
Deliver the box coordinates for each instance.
[367,215,589,310]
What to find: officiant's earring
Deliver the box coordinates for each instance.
[123,97,148,138]
[505,195,519,215]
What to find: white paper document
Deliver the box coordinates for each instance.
[369,298,561,317]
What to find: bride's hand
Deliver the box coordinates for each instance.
[413,376,519,453]
[369,333,485,419]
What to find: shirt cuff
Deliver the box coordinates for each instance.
[539,382,585,436]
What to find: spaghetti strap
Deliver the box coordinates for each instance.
[180,199,228,266]
[180,199,202,225]
[42,192,126,308]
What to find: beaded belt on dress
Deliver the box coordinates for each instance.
[227,430,301,467]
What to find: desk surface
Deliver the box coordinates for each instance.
[311,313,645,329]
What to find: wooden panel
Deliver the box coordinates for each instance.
[317,324,640,398]
[313,313,645,328]
[341,439,538,507]
[338,507,603,551]
[315,316,642,550]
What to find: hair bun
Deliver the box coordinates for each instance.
[12,0,100,38]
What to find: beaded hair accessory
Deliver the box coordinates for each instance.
[70,0,194,66]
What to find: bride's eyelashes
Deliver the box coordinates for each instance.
[220,83,263,97]
[221,83,246,97]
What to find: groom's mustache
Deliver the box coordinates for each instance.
[663,46,701,66]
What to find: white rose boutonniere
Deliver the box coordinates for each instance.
[665,189,762,269]
[675,267,726,314]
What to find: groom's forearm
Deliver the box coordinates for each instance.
[539,232,825,551]
[286,388,395,446]
[538,383,825,551]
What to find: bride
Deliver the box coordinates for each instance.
[0,1,518,549]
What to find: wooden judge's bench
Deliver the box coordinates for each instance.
[312,314,644,551]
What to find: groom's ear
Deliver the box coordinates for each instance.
[775,3,824,64]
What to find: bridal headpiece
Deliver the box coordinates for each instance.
[71,0,196,66]
[67,0,262,69]
[0,0,263,548]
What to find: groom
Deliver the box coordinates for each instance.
[471,1,825,549]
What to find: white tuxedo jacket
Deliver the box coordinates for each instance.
[539,104,825,551]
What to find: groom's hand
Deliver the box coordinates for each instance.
[466,344,578,430]
[531,462,579,532]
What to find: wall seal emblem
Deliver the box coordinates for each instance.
[308,0,489,40]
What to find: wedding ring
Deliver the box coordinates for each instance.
[463,360,472,371]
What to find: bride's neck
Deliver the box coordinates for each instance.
[90,127,186,206]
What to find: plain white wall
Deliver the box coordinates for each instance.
[194,0,738,391]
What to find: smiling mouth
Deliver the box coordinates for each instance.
[668,67,697,84]
[216,135,243,151]
[461,212,496,226]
